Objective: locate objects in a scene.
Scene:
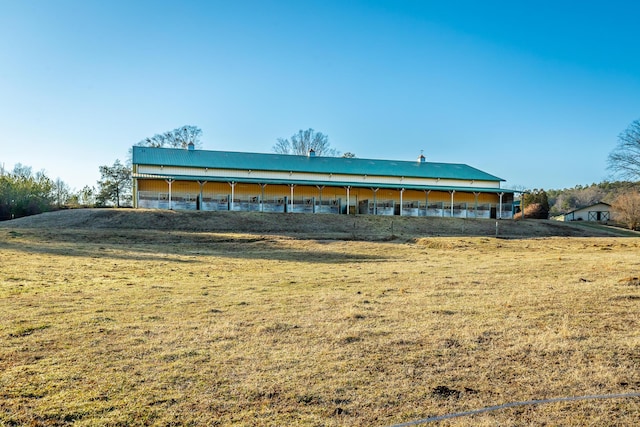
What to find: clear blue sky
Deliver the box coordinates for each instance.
[2,0,640,191]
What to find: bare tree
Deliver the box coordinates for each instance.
[608,119,640,180]
[611,191,640,230]
[273,129,338,156]
[138,125,203,149]
[54,178,71,208]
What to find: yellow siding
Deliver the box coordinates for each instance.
[138,180,169,192]
[202,182,231,197]
[477,192,499,203]
[262,185,291,199]
[137,178,503,205]
[172,181,200,194]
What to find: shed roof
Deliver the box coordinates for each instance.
[132,146,505,182]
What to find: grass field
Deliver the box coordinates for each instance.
[1,210,639,426]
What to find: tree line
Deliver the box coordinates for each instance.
[519,181,640,229]
[0,164,56,220]
[546,181,640,216]
[0,165,95,220]
[0,125,206,219]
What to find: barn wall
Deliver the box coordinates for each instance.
[572,203,611,222]
[135,178,512,218]
[136,165,502,190]
[137,179,504,203]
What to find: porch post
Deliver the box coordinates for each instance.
[473,192,480,218]
[166,179,174,210]
[260,184,267,212]
[424,189,431,217]
[229,181,236,211]
[133,176,138,208]
[198,181,206,211]
[372,188,379,215]
[449,190,455,217]
[345,186,351,215]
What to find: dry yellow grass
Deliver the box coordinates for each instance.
[0,210,639,426]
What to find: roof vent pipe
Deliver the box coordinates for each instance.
[308,149,316,157]
[187,142,195,151]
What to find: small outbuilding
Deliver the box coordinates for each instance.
[555,202,611,223]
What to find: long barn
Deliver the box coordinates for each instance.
[132,144,514,218]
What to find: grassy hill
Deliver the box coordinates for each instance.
[1,208,634,239]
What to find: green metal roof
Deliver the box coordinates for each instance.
[132,146,505,182]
